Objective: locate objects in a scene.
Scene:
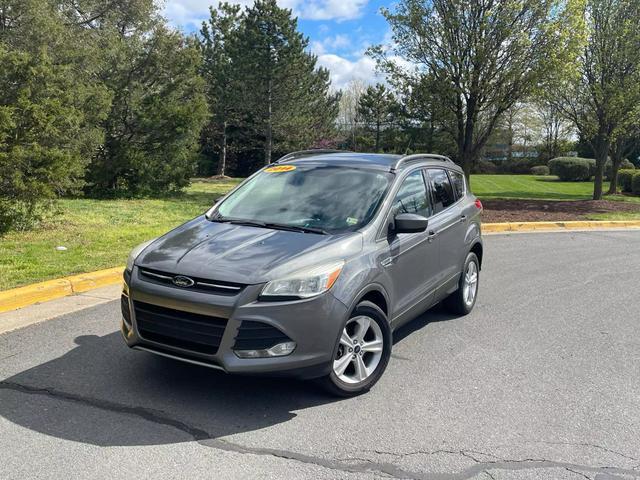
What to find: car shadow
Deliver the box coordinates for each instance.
[0,305,459,448]
[393,302,460,345]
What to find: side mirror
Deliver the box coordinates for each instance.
[391,213,429,234]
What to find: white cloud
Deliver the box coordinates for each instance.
[310,34,352,55]
[162,0,369,29]
[297,0,368,21]
[316,53,382,90]
[161,1,383,91]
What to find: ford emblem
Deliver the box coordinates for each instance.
[172,275,195,288]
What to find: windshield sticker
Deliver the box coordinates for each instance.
[264,165,296,173]
[346,217,358,226]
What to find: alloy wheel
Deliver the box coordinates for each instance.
[463,260,478,306]
[332,315,384,384]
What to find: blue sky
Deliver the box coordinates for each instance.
[162,0,394,89]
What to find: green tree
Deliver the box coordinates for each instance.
[608,122,640,194]
[237,0,338,165]
[1,0,208,207]
[0,46,108,232]
[357,84,399,152]
[86,26,208,196]
[535,100,575,161]
[0,0,111,231]
[200,3,243,177]
[370,0,584,180]
[390,72,457,156]
[552,0,640,199]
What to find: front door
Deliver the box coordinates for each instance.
[382,169,440,323]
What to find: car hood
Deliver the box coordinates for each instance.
[136,216,363,284]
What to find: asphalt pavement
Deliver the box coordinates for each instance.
[1,230,639,480]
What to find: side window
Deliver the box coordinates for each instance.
[391,170,431,218]
[449,170,466,199]
[427,168,455,213]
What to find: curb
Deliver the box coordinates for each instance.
[0,267,123,314]
[2,220,640,314]
[482,220,640,233]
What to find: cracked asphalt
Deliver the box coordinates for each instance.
[1,230,639,480]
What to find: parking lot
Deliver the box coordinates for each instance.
[1,230,639,479]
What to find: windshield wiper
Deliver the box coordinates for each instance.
[263,223,328,235]
[227,219,268,228]
[210,215,327,234]
[209,215,265,227]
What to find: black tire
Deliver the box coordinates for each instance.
[318,301,392,397]
[444,252,480,315]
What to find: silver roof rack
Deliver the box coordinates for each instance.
[391,154,454,172]
[274,149,349,164]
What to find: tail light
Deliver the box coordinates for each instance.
[475,199,483,210]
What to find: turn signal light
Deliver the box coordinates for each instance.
[475,199,483,210]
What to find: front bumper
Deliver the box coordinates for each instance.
[121,267,348,379]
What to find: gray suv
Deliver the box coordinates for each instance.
[121,151,483,396]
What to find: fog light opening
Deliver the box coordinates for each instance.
[234,341,297,359]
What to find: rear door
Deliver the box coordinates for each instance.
[424,168,466,288]
[382,169,440,321]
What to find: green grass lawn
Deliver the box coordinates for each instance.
[1,174,639,291]
[471,174,640,221]
[0,179,241,290]
[471,174,611,200]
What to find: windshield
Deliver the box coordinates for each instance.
[214,164,392,233]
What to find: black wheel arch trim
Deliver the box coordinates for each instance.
[347,283,391,322]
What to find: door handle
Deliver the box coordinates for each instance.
[427,230,437,243]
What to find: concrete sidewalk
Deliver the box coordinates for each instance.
[0,284,121,335]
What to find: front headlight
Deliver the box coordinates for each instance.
[261,260,344,299]
[126,238,157,272]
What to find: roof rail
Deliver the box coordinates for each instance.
[391,153,454,172]
[274,149,349,164]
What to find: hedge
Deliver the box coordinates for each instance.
[531,165,550,176]
[633,171,640,195]
[473,159,498,174]
[618,170,635,193]
[605,159,635,180]
[496,158,546,174]
[548,157,595,181]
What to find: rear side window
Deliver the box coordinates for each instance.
[427,168,455,213]
[449,170,465,199]
[391,170,431,218]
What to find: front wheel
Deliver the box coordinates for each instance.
[318,301,392,397]
[444,252,479,315]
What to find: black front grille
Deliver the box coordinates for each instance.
[139,268,246,296]
[134,301,227,355]
[233,321,292,351]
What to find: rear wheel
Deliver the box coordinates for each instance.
[318,301,391,397]
[444,252,479,315]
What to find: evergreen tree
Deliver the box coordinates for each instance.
[0,0,110,231]
[394,74,456,156]
[87,25,208,196]
[1,0,209,212]
[357,84,399,152]
[237,0,338,165]
[200,3,243,177]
